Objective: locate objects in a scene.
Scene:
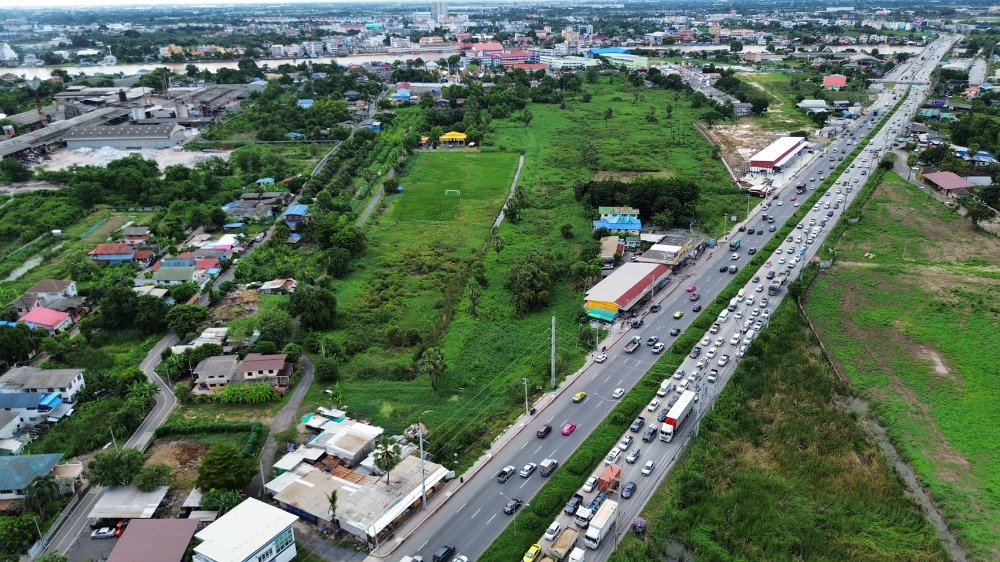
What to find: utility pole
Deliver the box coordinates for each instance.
[521,378,529,416]
[550,317,556,389]
[419,410,431,509]
[109,427,118,450]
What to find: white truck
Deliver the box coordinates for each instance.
[660,390,696,443]
[548,527,579,561]
[583,499,618,549]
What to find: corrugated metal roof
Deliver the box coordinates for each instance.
[64,123,183,141]
[106,519,199,562]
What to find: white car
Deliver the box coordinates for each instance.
[762,309,771,319]
[612,387,625,399]
[706,347,717,359]
[647,399,660,411]
[737,345,748,358]
[700,337,711,346]
[583,475,598,492]
[734,311,744,320]
[745,296,755,306]
[641,460,655,476]
[756,284,764,292]
[776,248,783,254]
[751,308,761,317]
[714,337,724,347]
[729,334,740,345]
[779,258,786,264]
[544,521,561,541]
[776,200,783,206]
[594,353,607,363]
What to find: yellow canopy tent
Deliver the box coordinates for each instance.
[439,131,467,145]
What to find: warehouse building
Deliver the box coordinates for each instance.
[584,262,669,321]
[748,136,806,171]
[63,123,186,150]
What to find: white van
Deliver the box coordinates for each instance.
[737,288,746,301]
[728,297,738,311]
[676,378,691,393]
[657,379,671,396]
[568,547,586,562]
[717,310,730,323]
[743,329,757,345]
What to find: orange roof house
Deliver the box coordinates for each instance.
[823,74,848,90]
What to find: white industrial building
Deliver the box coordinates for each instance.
[193,498,298,562]
[63,123,186,150]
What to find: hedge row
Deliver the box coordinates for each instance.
[479,92,912,561]
[155,421,267,458]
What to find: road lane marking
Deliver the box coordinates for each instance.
[534,445,543,454]
[471,508,481,519]
[487,514,497,525]
[520,441,527,450]
[456,502,467,513]
[419,539,429,551]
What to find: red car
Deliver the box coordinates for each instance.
[561,423,577,435]
[686,285,697,293]
[764,260,772,268]
[790,196,797,201]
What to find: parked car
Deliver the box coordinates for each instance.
[91,528,116,540]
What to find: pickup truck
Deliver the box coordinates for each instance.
[623,336,641,353]
[564,493,584,515]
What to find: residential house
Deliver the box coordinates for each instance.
[19,307,73,334]
[237,353,291,387]
[123,226,152,246]
[150,266,197,287]
[8,295,42,316]
[823,74,848,90]
[89,243,138,265]
[598,206,640,221]
[24,279,77,304]
[192,499,298,562]
[734,102,754,116]
[0,410,23,455]
[282,204,309,230]
[0,453,65,503]
[45,296,89,323]
[260,279,297,294]
[193,355,239,394]
[0,366,86,402]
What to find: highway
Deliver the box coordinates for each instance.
[398,35,956,562]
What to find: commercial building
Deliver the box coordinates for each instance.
[193,498,298,562]
[599,53,650,70]
[63,123,186,150]
[748,136,806,171]
[584,263,669,321]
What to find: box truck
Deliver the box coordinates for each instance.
[583,500,618,549]
[660,390,696,442]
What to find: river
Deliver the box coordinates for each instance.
[3,44,927,81]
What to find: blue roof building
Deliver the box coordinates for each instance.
[593,214,643,232]
[0,453,64,498]
[283,204,310,230]
[587,47,631,58]
[297,99,314,109]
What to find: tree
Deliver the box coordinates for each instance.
[468,280,482,318]
[282,343,303,364]
[560,223,574,238]
[730,40,744,52]
[288,285,337,331]
[36,555,69,562]
[504,250,557,315]
[520,109,533,127]
[166,304,209,337]
[652,210,674,229]
[418,346,446,390]
[196,444,256,490]
[200,488,246,516]
[327,489,338,521]
[372,436,402,485]
[23,474,62,516]
[169,282,199,303]
[0,515,39,555]
[133,464,174,492]
[89,448,146,487]
[491,234,505,259]
[604,107,613,127]
[0,159,32,183]
[258,308,295,348]
[314,357,339,381]
[582,142,599,170]
[961,196,993,229]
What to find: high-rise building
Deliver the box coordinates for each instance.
[431,1,448,24]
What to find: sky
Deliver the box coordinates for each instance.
[4,0,375,7]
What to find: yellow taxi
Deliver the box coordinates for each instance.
[572,391,587,403]
[523,544,542,562]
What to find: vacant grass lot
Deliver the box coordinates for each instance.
[737,72,819,132]
[805,173,1000,560]
[613,301,948,561]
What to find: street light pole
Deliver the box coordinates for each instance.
[521,378,529,416]
[419,409,432,510]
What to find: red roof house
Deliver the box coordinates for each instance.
[19,307,73,334]
[823,74,848,90]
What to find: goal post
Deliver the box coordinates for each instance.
[444,189,461,195]
[465,154,478,159]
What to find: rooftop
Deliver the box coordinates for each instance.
[241,353,288,374]
[0,453,64,491]
[0,366,83,390]
[64,123,183,141]
[194,498,298,562]
[18,307,70,328]
[107,518,200,562]
[193,355,238,379]
[25,279,74,294]
[87,486,169,519]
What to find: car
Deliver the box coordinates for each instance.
[523,544,542,562]
[690,292,701,301]
[673,310,684,319]
[561,422,577,435]
[810,176,816,182]
[786,235,794,242]
[794,202,800,207]
[762,309,771,318]
[619,435,634,449]
[669,327,681,336]
[572,392,586,403]
[626,448,641,464]
[729,265,739,274]
[751,307,760,317]
[700,336,711,346]
[761,297,770,306]
[777,200,784,206]
[594,353,607,363]
[730,334,740,345]
[504,497,525,514]
[612,387,626,399]
[693,304,703,312]
[650,304,661,312]
[747,228,755,235]
[751,275,759,283]
[706,347,717,359]
[689,347,701,359]
[827,211,835,217]
[718,354,731,367]
[825,191,831,197]
[605,448,622,464]
[779,258,786,264]
[583,476,598,493]
[790,196,797,201]
[643,426,658,442]
[769,224,777,231]
[709,323,720,334]
[641,460,655,476]
[764,260,772,268]
[714,337,724,346]
[435,544,458,562]
[753,321,764,331]
[757,230,764,236]
[647,399,660,411]
[498,465,517,483]
[738,345,748,358]
[629,416,646,432]
[686,285,697,292]
[734,310,744,320]
[90,519,116,530]
[536,424,552,438]
[652,342,665,354]
[622,481,637,499]
[836,188,842,194]
[520,463,537,477]
[91,527,116,540]
[738,225,746,231]
[776,248,783,254]
[544,521,561,541]
[645,336,658,346]
[748,248,757,256]
[757,284,764,292]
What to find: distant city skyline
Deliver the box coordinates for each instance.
[4,0,425,8]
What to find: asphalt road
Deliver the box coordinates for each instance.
[397,35,956,562]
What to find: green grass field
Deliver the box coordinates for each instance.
[805,173,1000,560]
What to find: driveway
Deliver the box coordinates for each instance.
[250,355,314,496]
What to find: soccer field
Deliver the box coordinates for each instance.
[391,151,517,224]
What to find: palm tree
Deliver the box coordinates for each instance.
[24,474,62,516]
[418,347,446,390]
[327,490,338,524]
[373,437,402,486]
